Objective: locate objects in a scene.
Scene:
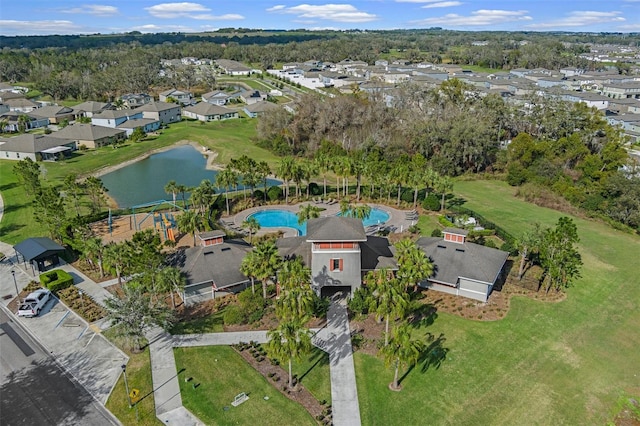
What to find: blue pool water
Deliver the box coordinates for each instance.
[249,208,390,236]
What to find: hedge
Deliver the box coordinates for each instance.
[449,206,516,245]
[40,269,74,292]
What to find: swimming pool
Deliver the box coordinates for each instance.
[249,208,390,236]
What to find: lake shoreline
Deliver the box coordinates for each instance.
[97,140,221,209]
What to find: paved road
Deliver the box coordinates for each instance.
[0,308,118,426]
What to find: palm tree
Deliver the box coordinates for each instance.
[300,160,318,199]
[242,216,261,244]
[176,184,188,209]
[366,268,409,346]
[391,161,409,207]
[257,161,271,202]
[340,198,351,216]
[215,168,238,216]
[380,323,424,391]
[17,114,30,133]
[314,152,331,199]
[277,156,295,203]
[408,154,427,208]
[240,251,260,294]
[267,320,312,389]
[276,257,313,321]
[190,180,216,215]
[435,175,453,211]
[177,209,204,245]
[164,180,179,209]
[296,204,321,225]
[253,240,282,299]
[351,204,372,221]
[104,241,130,285]
[84,237,105,278]
[394,239,434,292]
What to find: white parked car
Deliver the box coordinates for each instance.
[17,289,51,317]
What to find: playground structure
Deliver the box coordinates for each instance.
[91,200,186,245]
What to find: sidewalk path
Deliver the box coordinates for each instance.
[313,296,362,426]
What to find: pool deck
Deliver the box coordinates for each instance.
[226,201,418,238]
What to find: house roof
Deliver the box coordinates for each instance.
[116,118,158,129]
[0,91,26,101]
[159,89,190,97]
[92,109,139,120]
[52,123,125,140]
[415,237,508,286]
[4,98,39,108]
[170,239,252,288]
[202,91,231,100]
[135,101,180,113]
[306,217,366,242]
[0,133,74,153]
[185,102,236,116]
[198,230,226,240]
[14,237,65,262]
[442,227,469,236]
[73,101,110,114]
[30,105,74,118]
[244,101,279,114]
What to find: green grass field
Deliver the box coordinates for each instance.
[174,346,316,425]
[355,179,640,425]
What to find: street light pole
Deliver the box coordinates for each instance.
[11,270,19,299]
[121,364,132,408]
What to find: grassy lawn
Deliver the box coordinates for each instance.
[0,164,39,244]
[415,212,441,235]
[291,347,332,404]
[169,310,225,334]
[355,179,640,425]
[104,329,161,426]
[174,346,316,426]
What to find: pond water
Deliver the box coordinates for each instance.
[101,144,279,208]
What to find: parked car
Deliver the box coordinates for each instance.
[17,289,51,317]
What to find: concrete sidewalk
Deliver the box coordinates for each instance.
[313,297,362,426]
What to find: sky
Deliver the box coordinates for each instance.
[1,1,639,36]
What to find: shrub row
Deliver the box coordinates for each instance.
[40,269,74,292]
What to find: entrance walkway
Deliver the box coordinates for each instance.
[312,294,362,426]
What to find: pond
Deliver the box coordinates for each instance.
[101,144,279,208]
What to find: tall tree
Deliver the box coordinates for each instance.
[380,323,424,391]
[32,186,66,242]
[164,180,179,209]
[105,284,174,352]
[156,266,186,309]
[366,268,409,346]
[13,157,41,197]
[539,217,582,294]
[275,257,314,321]
[516,223,544,281]
[253,240,282,299]
[84,176,107,214]
[215,168,238,216]
[242,216,261,244]
[177,209,204,246]
[240,251,260,294]
[435,175,453,211]
[256,161,271,203]
[394,239,434,292]
[63,173,84,216]
[277,156,295,203]
[267,320,312,389]
[297,203,322,225]
[104,241,130,285]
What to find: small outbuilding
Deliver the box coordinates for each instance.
[13,237,65,272]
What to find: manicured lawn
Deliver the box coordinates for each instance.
[104,329,161,426]
[354,179,640,425]
[169,310,225,334]
[291,347,332,404]
[415,212,441,235]
[0,164,39,244]
[174,346,315,426]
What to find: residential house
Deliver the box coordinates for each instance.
[0,133,76,161]
[602,82,640,99]
[51,123,126,149]
[183,103,239,122]
[239,90,268,105]
[0,111,49,132]
[215,59,252,76]
[159,89,193,105]
[606,114,640,143]
[135,101,181,126]
[415,228,508,303]
[243,101,279,118]
[607,98,640,114]
[4,98,39,113]
[72,101,112,118]
[0,91,26,103]
[202,90,236,105]
[116,118,161,137]
[560,91,609,110]
[170,232,253,305]
[91,109,143,128]
[120,93,153,109]
[30,105,75,125]
[0,104,8,115]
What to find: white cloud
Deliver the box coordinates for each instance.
[526,11,625,29]
[412,9,531,26]
[0,19,88,35]
[268,3,378,23]
[145,2,209,18]
[422,2,462,9]
[267,5,287,12]
[60,5,118,16]
[129,23,195,33]
[396,0,445,3]
[145,2,243,20]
